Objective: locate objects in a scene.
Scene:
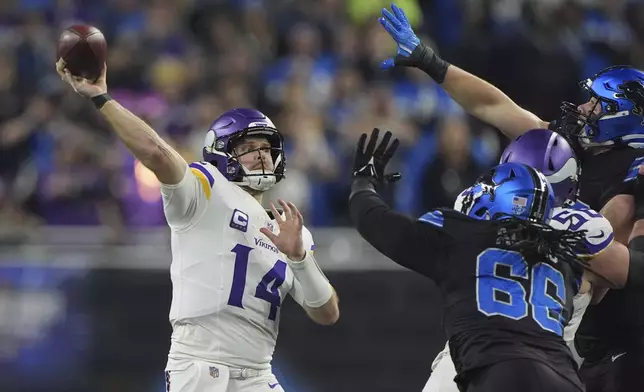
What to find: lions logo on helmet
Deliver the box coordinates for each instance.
[615,80,644,122]
[456,184,495,217]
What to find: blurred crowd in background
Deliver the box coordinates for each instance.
[1,0,643,242]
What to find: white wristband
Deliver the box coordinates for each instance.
[287,251,333,308]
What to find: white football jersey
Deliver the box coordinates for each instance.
[161,162,315,370]
[549,201,614,258]
[549,201,613,365]
[424,201,614,390]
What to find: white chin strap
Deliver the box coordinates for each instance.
[236,168,277,192]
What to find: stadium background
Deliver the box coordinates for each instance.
[0,0,641,391]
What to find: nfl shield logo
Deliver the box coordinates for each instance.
[512,195,528,215]
[209,366,219,379]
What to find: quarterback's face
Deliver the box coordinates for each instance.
[234,137,275,172]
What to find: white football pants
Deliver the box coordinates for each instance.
[166,360,285,392]
[422,342,459,392]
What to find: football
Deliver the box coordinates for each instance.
[57,24,107,82]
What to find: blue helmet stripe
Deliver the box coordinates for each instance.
[419,210,444,228]
[624,156,644,182]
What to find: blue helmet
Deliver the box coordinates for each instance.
[560,65,644,147]
[454,163,556,223]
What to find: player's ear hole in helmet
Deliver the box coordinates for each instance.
[500,129,580,207]
[202,108,286,192]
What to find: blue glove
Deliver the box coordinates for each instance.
[378,3,450,83]
[378,4,420,70]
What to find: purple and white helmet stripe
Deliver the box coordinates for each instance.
[500,128,579,206]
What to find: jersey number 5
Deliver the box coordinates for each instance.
[227,243,286,321]
[550,206,601,231]
[476,248,566,336]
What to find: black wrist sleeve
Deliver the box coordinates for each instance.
[91,93,112,110]
[627,236,644,289]
[634,173,644,221]
[396,42,451,84]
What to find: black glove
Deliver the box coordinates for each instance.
[352,128,401,187]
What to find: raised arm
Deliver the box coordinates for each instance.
[348,128,449,277]
[349,179,448,277]
[98,99,187,184]
[441,66,548,138]
[378,4,547,139]
[56,61,187,185]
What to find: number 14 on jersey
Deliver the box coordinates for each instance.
[227,244,287,321]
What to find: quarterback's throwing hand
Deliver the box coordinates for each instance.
[260,200,306,261]
[56,58,107,98]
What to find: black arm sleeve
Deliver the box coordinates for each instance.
[627,236,644,289]
[348,178,448,279]
[634,170,644,221]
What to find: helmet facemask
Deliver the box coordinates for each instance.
[228,128,286,192]
[203,108,287,191]
[559,65,644,147]
[560,91,614,146]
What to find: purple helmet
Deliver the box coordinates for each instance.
[500,129,579,206]
[203,108,285,191]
